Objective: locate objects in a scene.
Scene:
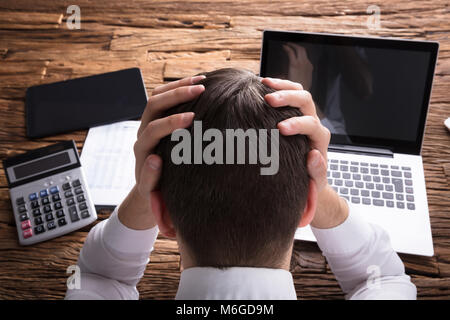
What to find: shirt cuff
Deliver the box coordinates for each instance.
[311,202,372,256]
[102,207,159,254]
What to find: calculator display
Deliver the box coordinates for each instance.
[5,145,79,186]
[14,152,71,179]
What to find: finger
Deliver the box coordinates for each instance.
[137,154,162,197]
[282,43,297,61]
[261,77,303,91]
[135,112,195,180]
[293,44,308,61]
[278,116,320,136]
[277,116,330,159]
[265,90,316,117]
[138,112,195,153]
[152,75,205,96]
[138,85,204,136]
[306,149,328,192]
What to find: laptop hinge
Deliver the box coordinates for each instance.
[328,144,394,158]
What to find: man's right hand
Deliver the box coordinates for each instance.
[118,75,205,231]
[262,77,349,229]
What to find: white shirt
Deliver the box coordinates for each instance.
[65,204,416,300]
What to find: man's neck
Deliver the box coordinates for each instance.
[178,240,294,271]
[176,266,297,300]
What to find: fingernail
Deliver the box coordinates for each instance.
[190,84,205,95]
[148,156,161,170]
[191,75,206,84]
[181,112,195,125]
[271,92,281,100]
[279,120,292,131]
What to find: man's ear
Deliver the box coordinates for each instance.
[151,191,176,238]
[298,179,318,228]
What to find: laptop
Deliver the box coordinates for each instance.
[260,30,439,256]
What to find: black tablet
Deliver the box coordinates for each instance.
[26,68,148,138]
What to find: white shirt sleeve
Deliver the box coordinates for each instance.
[65,208,159,300]
[311,203,417,300]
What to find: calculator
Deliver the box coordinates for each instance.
[3,140,97,245]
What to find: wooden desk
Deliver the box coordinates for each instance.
[0,0,449,299]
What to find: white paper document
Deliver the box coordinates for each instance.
[80,121,139,207]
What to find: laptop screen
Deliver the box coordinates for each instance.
[260,31,439,155]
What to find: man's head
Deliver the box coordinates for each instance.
[154,68,315,269]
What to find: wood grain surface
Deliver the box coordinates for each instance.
[0,0,449,300]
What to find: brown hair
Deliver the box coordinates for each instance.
[156,68,310,268]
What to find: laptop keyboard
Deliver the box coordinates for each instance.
[327,159,415,211]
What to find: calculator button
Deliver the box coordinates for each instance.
[23,229,33,239]
[31,200,39,209]
[32,208,41,217]
[62,182,71,190]
[29,193,38,201]
[45,213,54,221]
[81,210,90,219]
[34,225,45,234]
[41,197,50,205]
[67,198,75,206]
[35,216,43,225]
[79,202,88,211]
[19,213,29,221]
[21,220,31,230]
[18,204,27,213]
[65,190,73,198]
[54,202,62,210]
[74,187,83,195]
[58,218,67,227]
[52,193,61,202]
[43,205,52,213]
[56,209,65,219]
[16,197,25,206]
[47,221,56,230]
[40,189,48,198]
[50,186,59,194]
[72,179,81,187]
[77,194,85,202]
[69,206,80,222]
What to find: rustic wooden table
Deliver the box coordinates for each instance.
[0,0,449,299]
